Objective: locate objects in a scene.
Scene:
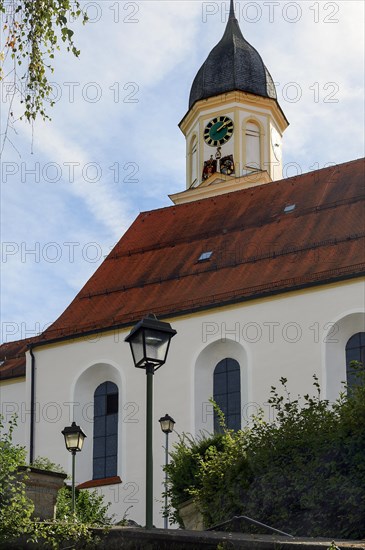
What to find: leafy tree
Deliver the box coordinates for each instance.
[0,0,87,149]
[0,415,109,548]
[0,415,34,544]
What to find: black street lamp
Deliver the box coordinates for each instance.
[159,413,175,529]
[62,421,87,514]
[125,314,176,529]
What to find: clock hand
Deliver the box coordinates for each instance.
[215,120,230,133]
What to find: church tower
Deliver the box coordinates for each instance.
[171,0,289,205]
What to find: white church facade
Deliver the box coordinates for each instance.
[1,0,364,527]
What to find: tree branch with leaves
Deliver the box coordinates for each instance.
[0,0,87,151]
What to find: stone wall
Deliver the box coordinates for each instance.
[3,527,365,549]
[93,528,365,550]
[18,467,67,520]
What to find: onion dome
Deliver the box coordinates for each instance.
[189,0,277,109]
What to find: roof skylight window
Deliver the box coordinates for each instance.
[198,251,213,262]
[284,204,296,213]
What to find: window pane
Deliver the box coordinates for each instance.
[93,381,119,480]
[346,348,358,365]
[214,371,227,395]
[93,436,106,458]
[219,400,228,418]
[215,360,226,375]
[105,456,117,478]
[107,382,118,394]
[106,434,118,457]
[214,358,241,432]
[94,395,106,418]
[93,458,105,480]
[228,392,240,414]
[107,393,118,415]
[226,358,240,372]
[346,332,365,391]
[229,414,241,432]
[228,369,240,393]
[346,333,361,349]
[106,414,118,436]
[94,416,105,437]
[95,382,107,396]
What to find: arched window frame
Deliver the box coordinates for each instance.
[194,339,248,435]
[323,311,365,401]
[189,134,198,188]
[213,358,241,432]
[93,381,119,480]
[345,332,365,389]
[243,118,264,173]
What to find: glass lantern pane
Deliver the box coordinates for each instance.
[144,329,170,363]
[160,419,170,432]
[66,433,80,450]
[77,433,86,451]
[130,330,145,366]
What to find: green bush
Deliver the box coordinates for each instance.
[56,486,113,525]
[165,430,227,526]
[0,416,34,544]
[166,368,365,539]
[0,415,109,548]
[30,456,66,474]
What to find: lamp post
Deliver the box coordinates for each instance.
[125,314,176,529]
[61,421,87,515]
[159,413,175,529]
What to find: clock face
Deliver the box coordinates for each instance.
[204,116,234,147]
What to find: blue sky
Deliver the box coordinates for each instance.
[1,0,364,344]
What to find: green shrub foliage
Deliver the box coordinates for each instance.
[0,416,34,543]
[166,368,365,538]
[56,486,113,525]
[30,456,66,474]
[164,431,227,526]
[0,415,110,548]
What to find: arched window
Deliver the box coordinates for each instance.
[93,381,119,479]
[213,358,241,432]
[245,121,261,171]
[190,135,198,187]
[345,332,365,389]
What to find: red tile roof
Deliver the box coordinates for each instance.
[40,157,365,342]
[1,158,364,378]
[0,337,36,380]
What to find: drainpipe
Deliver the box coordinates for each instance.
[29,346,35,463]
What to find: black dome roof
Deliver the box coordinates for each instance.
[189,1,277,109]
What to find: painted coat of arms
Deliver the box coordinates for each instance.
[202,156,217,180]
[220,155,235,175]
